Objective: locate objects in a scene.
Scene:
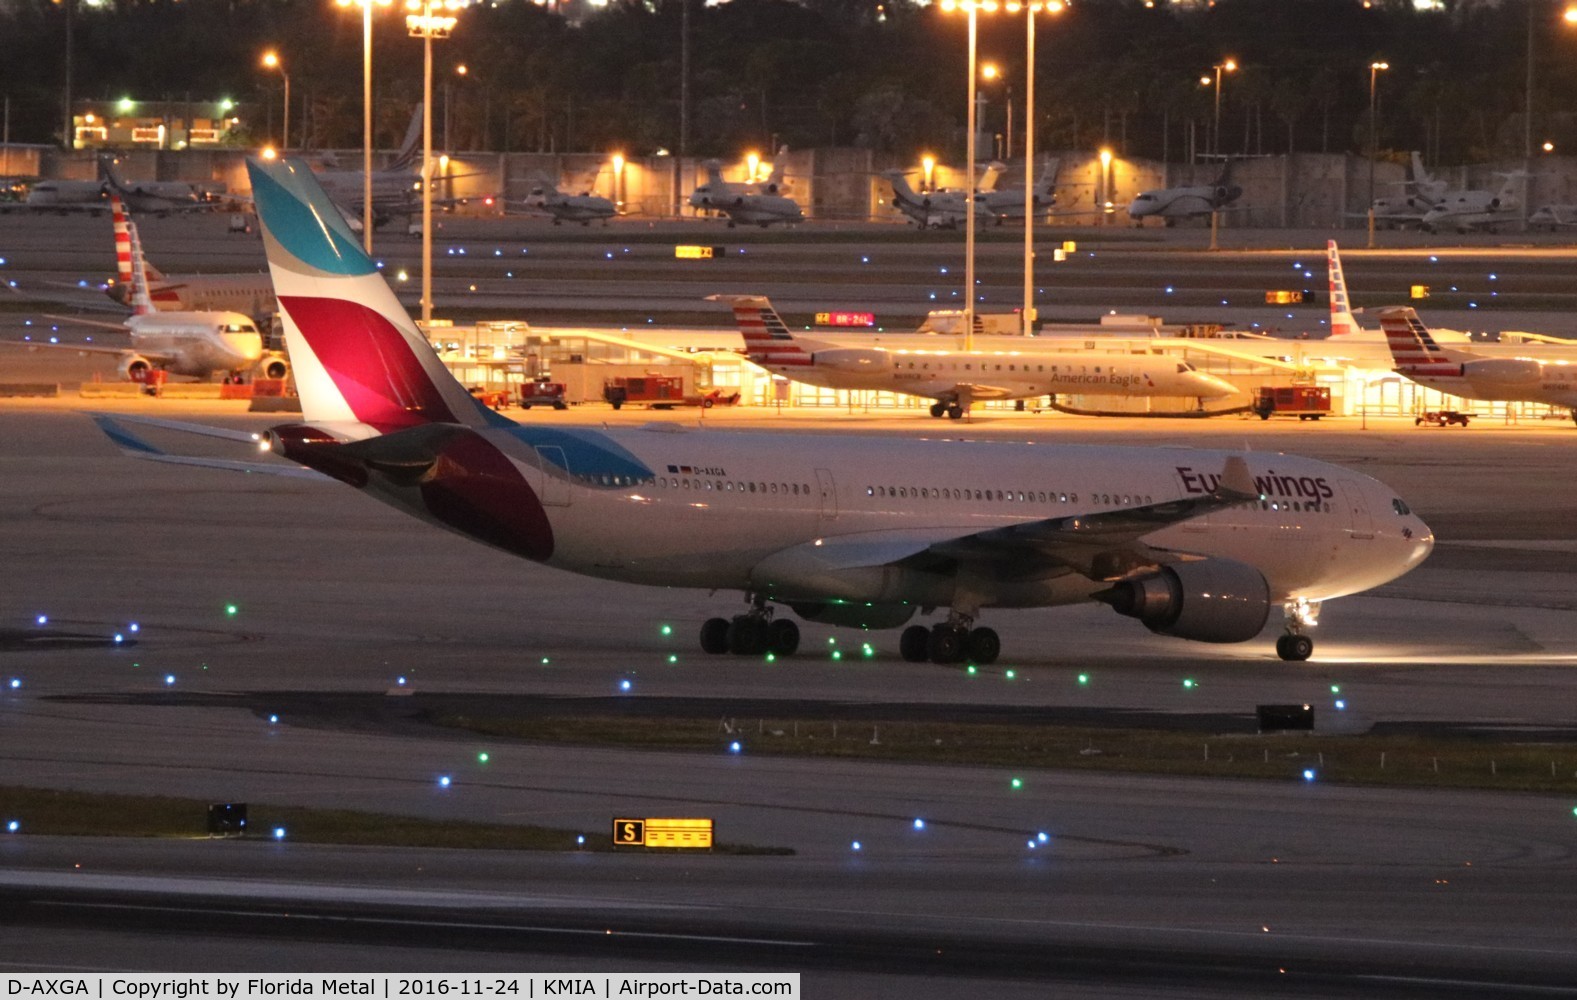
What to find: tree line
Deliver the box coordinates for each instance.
[1,0,1570,167]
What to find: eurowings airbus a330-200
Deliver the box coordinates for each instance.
[92,158,1434,664]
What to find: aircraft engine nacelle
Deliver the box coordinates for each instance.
[259,355,291,381]
[1097,559,1269,644]
[788,601,916,630]
[812,348,888,372]
[118,354,154,382]
[1463,357,1542,384]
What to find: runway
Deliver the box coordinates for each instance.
[1,397,1576,993]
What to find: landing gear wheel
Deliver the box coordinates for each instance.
[899,625,931,663]
[928,625,966,663]
[700,617,731,655]
[965,627,1000,665]
[946,405,965,420]
[727,616,769,656]
[766,618,800,657]
[929,402,947,418]
[1276,634,1314,662]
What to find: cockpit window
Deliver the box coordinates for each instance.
[222,322,258,334]
[1391,498,1411,515]
[1177,362,1197,373]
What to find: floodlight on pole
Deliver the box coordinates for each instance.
[407,0,469,327]
[1367,60,1388,249]
[1211,58,1236,160]
[261,51,290,151]
[336,0,394,253]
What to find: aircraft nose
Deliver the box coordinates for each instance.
[1191,372,1239,399]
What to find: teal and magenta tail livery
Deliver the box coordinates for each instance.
[245,157,506,436]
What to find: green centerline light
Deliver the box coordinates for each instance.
[224,604,238,616]
[1077,673,1090,686]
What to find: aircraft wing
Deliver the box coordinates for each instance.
[0,338,165,364]
[43,313,132,332]
[920,455,1258,579]
[759,455,1261,587]
[89,413,328,480]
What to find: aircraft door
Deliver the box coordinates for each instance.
[534,445,571,507]
[1338,481,1374,540]
[815,468,838,523]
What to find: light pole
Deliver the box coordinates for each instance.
[406,0,467,327]
[1367,60,1388,249]
[1210,58,1236,160]
[261,51,290,150]
[980,62,1011,160]
[941,1,1062,349]
[336,0,392,252]
[445,62,466,152]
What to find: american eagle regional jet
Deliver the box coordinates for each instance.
[91,157,1434,664]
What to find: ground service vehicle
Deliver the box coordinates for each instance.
[1252,385,1331,421]
[604,375,739,410]
[519,380,569,410]
[1415,410,1472,426]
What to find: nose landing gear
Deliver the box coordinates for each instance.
[1276,598,1321,661]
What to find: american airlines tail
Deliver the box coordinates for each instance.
[1379,307,1473,373]
[125,222,155,317]
[707,294,814,369]
[110,196,165,285]
[1325,240,1361,338]
[245,157,504,437]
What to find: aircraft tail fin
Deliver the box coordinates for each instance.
[762,147,789,191]
[387,104,425,173]
[125,222,155,317]
[882,170,921,205]
[707,294,813,369]
[1032,158,1060,202]
[244,157,508,435]
[1379,307,1476,370]
[1326,240,1361,337]
[110,195,165,286]
[97,156,128,193]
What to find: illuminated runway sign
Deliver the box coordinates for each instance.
[675,245,725,260]
[612,816,714,848]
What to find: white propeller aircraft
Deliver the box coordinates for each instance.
[1381,307,1577,424]
[712,294,1239,419]
[88,156,1434,665]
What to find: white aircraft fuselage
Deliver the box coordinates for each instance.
[124,311,264,378]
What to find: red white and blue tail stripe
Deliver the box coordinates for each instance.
[245,157,507,438]
[1379,307,1463,376]
[1326,240,1360,338]
[708,293,814,369]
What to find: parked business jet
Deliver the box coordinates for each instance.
[1528,203,1577,231]
[102,196,276,319]
[1357,151,1449,229]
[12,223,271,381]
[309,105,429,228]
[1,176,108,214]
[1419,172,1525,233]
[881,169,989,229]
[1381,307,1577,423]
[687,150,804,227]
[99,157,225,215]
[1127,160,1242,223]
[979,158,1059,224]
[90,156,1432,664]
[1324,240,1468,344]
[713,294,1238,419]
[518,176,617,226]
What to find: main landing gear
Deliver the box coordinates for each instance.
[700,598,800,657]
[1275,598,1320,662]
[898,614,1000,665]
[927,401,966,420]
